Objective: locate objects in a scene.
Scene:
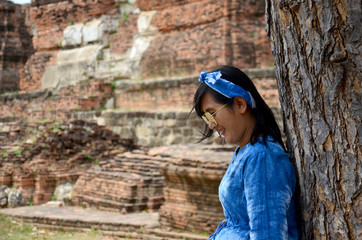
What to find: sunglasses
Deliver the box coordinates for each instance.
[201,103,228,126]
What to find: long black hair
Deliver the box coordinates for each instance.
[192,65,285,150]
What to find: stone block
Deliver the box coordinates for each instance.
[0,185,9,207]
[42,45,103,90]
[82,19,107,44]
[137,10,157,34]
[8,189,23,208]
[54,182,73,201]
[62,23,84,48]
[164,119,177,127]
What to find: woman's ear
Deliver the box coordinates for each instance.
[234,97,248,114]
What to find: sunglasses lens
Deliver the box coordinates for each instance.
[204,112,216,125]
[202,115,209,124]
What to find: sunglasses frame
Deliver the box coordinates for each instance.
[201,103,228,126]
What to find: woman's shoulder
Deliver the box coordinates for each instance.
[243,136,287,157]
[240,138,296,184]
[239,137,293,172]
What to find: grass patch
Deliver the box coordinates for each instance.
[0,214,101,240]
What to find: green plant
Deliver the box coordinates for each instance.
[51,195,57,201]
[51,163,56,168]
[96,52,104,61]
[122,12,129,21]
[14,150,21,156]
[33,168,37,173]
[69,19,74,25]
[27,200,34,206]
[111,80,117,90]
[109,29,117,35]
[49,123,60,132]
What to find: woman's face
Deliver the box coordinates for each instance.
[200,92,255,147]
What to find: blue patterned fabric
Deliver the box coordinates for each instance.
[210,137,298,240]
[198,71,256,109]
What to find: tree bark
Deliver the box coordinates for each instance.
[265,0,361,239]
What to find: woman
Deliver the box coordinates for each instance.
[193,66,298,239]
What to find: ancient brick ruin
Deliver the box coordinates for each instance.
[0,0,280,237]
[0,0,33,93]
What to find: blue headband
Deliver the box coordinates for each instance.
[198,71,256,109]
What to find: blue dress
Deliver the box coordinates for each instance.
[210,137,298,240]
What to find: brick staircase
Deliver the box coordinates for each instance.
[72,152,167,213]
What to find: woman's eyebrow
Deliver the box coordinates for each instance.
[205,108,218,114]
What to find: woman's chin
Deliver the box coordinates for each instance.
[223,136,232,144]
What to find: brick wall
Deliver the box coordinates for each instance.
[0,80,112,122]
[3,0,275,95]
[19,51,58,92]
[109,14,139,55]
[17,0,119,93]
[72,106,282,148]
[140,0,274,79]
[30,0,117,51]
[116,68,280,111]
[0,1,33,93]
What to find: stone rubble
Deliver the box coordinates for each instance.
[0,119,139,205]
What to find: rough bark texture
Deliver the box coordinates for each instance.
[265,0,361,239]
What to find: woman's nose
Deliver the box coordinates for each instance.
[208,122,216,130]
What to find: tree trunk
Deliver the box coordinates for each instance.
[265,1,361,239]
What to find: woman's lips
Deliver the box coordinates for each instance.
[217,129,225,137]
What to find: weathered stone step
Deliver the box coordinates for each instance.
[0,205,158,228]
[0,205,207,240]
